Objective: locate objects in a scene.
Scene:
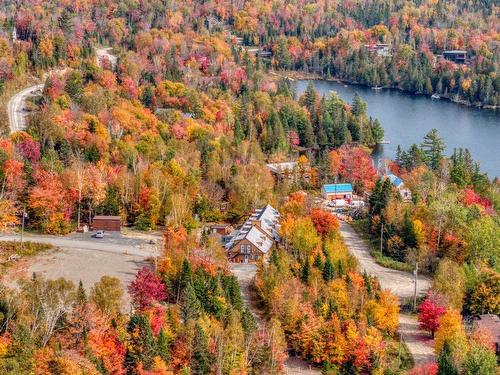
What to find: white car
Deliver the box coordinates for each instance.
[328,199,347,208]
[95,230,104,238]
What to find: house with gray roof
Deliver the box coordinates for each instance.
[225,204,281,263]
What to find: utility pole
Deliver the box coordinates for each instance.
[380,223,384,255]
[20,208,27,250]
[413,260,418,311]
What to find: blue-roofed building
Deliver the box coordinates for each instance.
[322,183,353,201]
[385,173,412,201]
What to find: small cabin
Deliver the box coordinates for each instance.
[443,50,467,64]
[386,174,412,201]
[322,183,353,201]
[92,215,121,232]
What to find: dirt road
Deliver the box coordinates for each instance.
[230,263,320,375]
[7,84,44,133]
[338,221,435,366]
[339,221,431,298]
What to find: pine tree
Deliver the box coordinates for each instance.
[192,323,214,375]
[421,129,445,171]
[351,93,367,116]
[125,315,157,373]
[76,280,87,304]
[322,257,335,282]
[65,71,84,102]
[437,341,458,375]
[313,252,323,269]
[181,282,201,322]
[301,258,311,284]
[157,329,171,363]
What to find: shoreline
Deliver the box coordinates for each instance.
[271,70,499,111]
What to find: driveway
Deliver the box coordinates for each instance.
[230,263,320,375]
[338,221,435,366]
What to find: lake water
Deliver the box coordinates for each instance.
[297,80,500,178]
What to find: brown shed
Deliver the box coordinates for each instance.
[92,215,121,232]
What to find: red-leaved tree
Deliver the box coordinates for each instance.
[128,267,167,311]
[310,208,339,237]
[418,293,447,338]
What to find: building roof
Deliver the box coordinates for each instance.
[93,215,121,220]
[443,50,467,54]
[266,161,298,173]
[322,183,353,194]
[473,314,500,344]
[386,173,403,188]
[225,204,280,254]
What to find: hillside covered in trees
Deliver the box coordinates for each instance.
[0,0,498,374]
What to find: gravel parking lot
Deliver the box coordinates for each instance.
[1,231,162,304]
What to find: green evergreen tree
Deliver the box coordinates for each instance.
[421,129,445,171]
[351,93,367,116]
[181,282,201,322]
[313,252,323,269]
[437,341,458,375]
[76,280,87,304]
[65,71,84,103]
[322,257,335,282]
[192,323,214,375]
[157,329,171,364]
[301,258,311,284]
[125,315,157,373]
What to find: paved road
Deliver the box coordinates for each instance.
[7,84,44,133]
[230,264,320,375]
[338,221,435,366]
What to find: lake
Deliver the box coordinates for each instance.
[297,80,500,178]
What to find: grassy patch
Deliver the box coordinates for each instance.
[0,241,55,269]
[350,220,414,273]
[385,337,415,373]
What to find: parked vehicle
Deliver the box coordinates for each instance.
[350,200,365,208]
[95,230,104,238]
[328,199,347,207]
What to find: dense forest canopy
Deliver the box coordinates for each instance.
[0,0,498,374]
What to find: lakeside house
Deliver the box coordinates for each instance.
[266,161,310,183]
[364,43,392,57]
[225,205,281,263]
[386,173,412,201]
[322,183,353,202]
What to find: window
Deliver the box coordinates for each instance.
[247,244,251,254]
[240,244,245,253]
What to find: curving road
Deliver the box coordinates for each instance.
[339,221,431,298]
[7,84,44,133]
[339,221,435,366]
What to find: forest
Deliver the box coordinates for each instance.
[0,0,498,374]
